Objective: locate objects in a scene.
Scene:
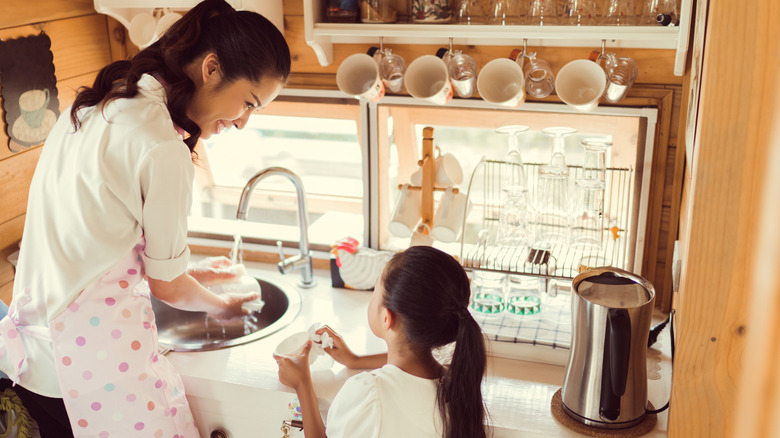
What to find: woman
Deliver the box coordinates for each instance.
[275,246,489,438]
[0,0,291,436]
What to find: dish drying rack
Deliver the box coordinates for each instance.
[458,158,635,281]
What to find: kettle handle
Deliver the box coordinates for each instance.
[599,308,631,421]
[645,309,675,415]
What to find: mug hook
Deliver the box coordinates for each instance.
[379,36,384,53]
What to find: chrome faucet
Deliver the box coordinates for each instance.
[236,167,316,288]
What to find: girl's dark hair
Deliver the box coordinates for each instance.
[381,246,488,438]
[69,0,291,153]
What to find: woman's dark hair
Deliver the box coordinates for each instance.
[69,0,291,153]
[381,246,488,438]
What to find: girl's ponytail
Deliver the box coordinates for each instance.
[438,310,487,438]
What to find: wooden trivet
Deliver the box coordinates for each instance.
[550,388,657,437]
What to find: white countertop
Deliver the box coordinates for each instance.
[167,258,670,437]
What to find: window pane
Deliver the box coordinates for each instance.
[189,99,364,250]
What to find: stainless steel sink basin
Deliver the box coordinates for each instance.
[150,277,301,352]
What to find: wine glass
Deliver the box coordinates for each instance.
[533,127,577,249]
[495,125,532,248]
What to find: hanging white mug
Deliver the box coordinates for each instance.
[555,59,607,112]
[404,54,453,105]
[432,186,469,243]
[477,58,526,107]
[388,184,422,237]
[336,49,386,102]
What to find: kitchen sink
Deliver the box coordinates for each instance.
[150,277,301,352]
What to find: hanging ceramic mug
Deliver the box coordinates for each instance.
[477,58,526,107]
[336,47,386,102]
[555,59,607,112]
[405,54,453,105]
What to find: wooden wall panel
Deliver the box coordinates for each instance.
[0,3,114,304]
[0,0,94,28]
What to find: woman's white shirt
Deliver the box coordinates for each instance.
[326,364,443,438]
[8,74,193,396]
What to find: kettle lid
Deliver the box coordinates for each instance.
[573,267,654,309]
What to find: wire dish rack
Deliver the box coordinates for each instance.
[459,158,635,280]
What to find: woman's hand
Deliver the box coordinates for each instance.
[188,256,236,285]
[208,292,261,320]
[316,325,359,368]
[274,341,313,391]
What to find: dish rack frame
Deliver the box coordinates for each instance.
[458,158,635,281]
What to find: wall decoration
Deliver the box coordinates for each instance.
[0,32,60,153]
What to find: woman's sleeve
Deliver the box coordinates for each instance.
[326,372,381,438]
[137,141,194,281]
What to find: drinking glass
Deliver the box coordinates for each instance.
[602,0,634,25]
[470,270,506,316]
[455,0,488,24]
[561,0,600,25]
[533,127,577,249]
[445,50,478,98]
[377,48,407,94]
[506,274,543,317]
[527,0,558,25]
[602,53,638,103]
[571,138,611,251]
[496,125,533,247]
[522,52,555,98]
[489,0,521,25]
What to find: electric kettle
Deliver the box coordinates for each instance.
[561,267,655,429]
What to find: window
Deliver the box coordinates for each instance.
[189,97,365,252]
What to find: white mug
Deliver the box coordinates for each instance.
[388,184,422,237]
[128,12,158,48]
[336,52,386,102]
[432,186,469,243]
[477,58,526,107]
[555,59,607,112]
[404,55,453,105]
[410,152,463,187]
[155,10,182,38]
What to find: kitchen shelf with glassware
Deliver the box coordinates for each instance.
[303,0,692,75]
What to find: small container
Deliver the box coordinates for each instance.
[410,0,452,23]
[326,0,359,23]
[361,0,398,23]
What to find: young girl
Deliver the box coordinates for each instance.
[275,246,488,438]
[0,0,290,435]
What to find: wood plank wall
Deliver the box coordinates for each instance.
[0,0,687,312]
[0,1,127,304]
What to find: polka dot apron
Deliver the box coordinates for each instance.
[49,239,199,437]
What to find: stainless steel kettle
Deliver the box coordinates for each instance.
[561,267,655,429]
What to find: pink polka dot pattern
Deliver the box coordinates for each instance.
[6,329,17,339]
[47,239,199,435]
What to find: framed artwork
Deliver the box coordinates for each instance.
[0,32,60,153]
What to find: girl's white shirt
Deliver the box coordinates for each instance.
[326,364,444,438]
[7,74,193,397]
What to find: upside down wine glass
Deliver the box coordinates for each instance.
[533,126,577,249]
[495,125,532,248]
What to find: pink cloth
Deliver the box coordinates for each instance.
[48,238,198,437]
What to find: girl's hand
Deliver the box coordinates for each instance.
[188,256,236,285]
[207,292,261,320]
[316,325,359,368]
[274,341,313,391]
